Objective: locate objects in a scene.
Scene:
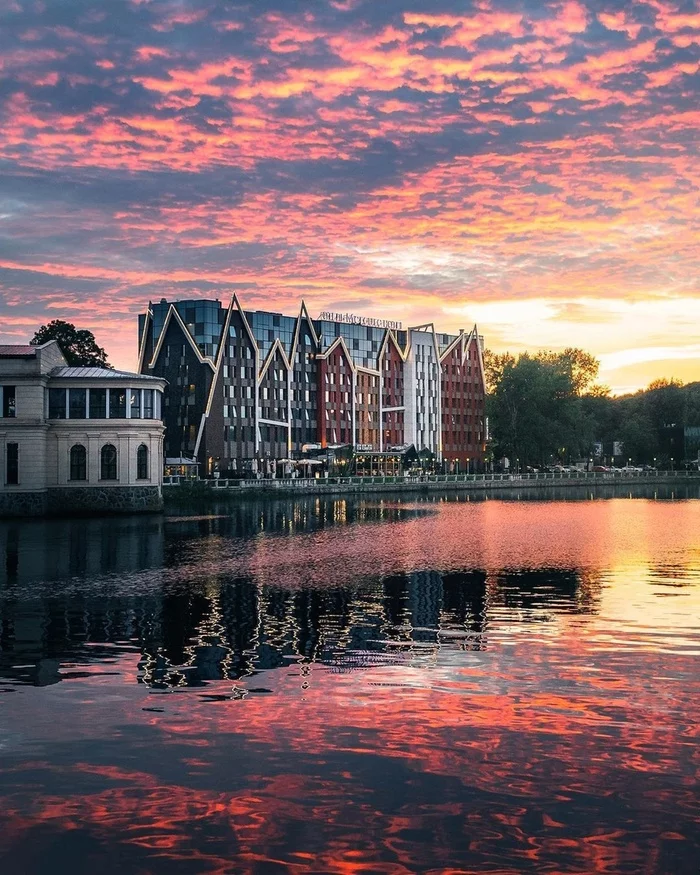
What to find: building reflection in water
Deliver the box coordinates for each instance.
[0,493,604,690]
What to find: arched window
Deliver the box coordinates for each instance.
[137,444,149,480]
[100,443,117,480]
[69,444,87,481]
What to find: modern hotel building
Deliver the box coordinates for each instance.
[138,297,487,473]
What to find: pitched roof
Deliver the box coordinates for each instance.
[49,366,158,380]
[0,344,37,357]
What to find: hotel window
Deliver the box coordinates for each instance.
[48,388,67,419]
[69,444,87,481]
[137,444,149,480]
[6,442,19,484]
[69,388,87,419]
[100,444,118,480]
[1,386,16,418]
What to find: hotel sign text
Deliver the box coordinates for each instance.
[318,311,402,331]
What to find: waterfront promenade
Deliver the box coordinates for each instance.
[163,468,700,498]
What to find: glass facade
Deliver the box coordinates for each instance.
[149,299,225,360]
[139,296,483,468]
[47,387,162,420]
[246,311,297,362]
[315,320,387,370]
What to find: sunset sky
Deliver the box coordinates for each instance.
[0,0,697,394]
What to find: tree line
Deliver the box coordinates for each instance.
[485,348,700,467]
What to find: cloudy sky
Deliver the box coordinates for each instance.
[0,0,697,392]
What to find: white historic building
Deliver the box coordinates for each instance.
[0,341,166,517]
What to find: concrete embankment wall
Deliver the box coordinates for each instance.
[163,473,700,502]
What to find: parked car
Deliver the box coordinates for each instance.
[592,465,609,472]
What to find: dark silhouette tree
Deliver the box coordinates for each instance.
[487,349,599,466]
[30,320,111,368]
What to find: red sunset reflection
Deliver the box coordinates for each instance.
[1,495,699,873]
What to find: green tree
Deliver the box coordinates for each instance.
[488,352,577,465]
[487,348,604,466]
[31,320,111,368]
[537,348,600,395]
[644,378,684,428]
[483,349,515,395]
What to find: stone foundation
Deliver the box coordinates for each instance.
[0,486,163,518]
[48,486,163,515]
[0,491,48,518]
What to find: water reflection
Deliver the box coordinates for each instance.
[1,566,600,689]
[1,494,699,874]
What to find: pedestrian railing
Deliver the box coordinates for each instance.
[163,469,699,489]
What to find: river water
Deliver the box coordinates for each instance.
[1,490,699,874]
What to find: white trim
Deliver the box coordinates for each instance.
[148,304,215,372]
[137,306,153,373]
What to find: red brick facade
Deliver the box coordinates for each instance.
[440,334,486,469]
[355,370,380,449]
[380,336,405,449]
[317,342,354,447]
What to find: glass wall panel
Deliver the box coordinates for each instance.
[143,389,154,419]
[89,388,107,419]
[48,388,67,419]
[130,389,141,419]
[69,388,87,419]
[109,388,127,419]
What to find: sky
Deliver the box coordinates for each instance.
[0,0,697,394]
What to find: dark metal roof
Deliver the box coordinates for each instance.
[49,366,160,380]
[0,344,37,357]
